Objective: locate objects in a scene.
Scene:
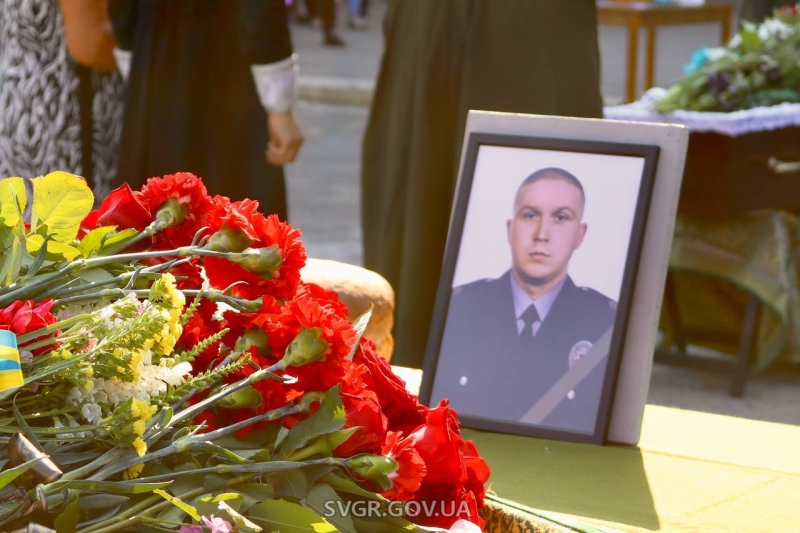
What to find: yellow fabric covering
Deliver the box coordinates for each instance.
[463,405,800,532]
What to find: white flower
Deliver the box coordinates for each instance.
[704,47,727,62]
[68,418,87,439]
[81,403,103,425]
[67,386,87,405]
[162,361,192,386]
[759,19,793,40]
[728,33,742,48]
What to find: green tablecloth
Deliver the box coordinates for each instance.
[666,211,800,371]
[465,405,800,532]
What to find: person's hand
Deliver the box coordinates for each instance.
[266,110,304,166]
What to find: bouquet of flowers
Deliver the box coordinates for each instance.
[0,172,490,532]
[656,3,800,112]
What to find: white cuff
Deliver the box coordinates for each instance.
[250,54,298,114]
[113,48,132,81]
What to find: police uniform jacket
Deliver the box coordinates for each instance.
[432,271,616,434]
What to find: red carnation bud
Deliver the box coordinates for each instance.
[229,246,282,279]
[281,328,329,368]
[349,454,399,491]
[234,328,270,355]
[155,198,187,228]
[205,225,255,253]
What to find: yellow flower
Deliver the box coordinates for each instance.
[123,463,144,480]
[131,398,157,422]
[130,351,142,370]
[142,338,155,351]
[132,437,147,457]
[132,419,145,436]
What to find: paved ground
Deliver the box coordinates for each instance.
[284,0,800,427]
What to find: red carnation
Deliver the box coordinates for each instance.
[207,197,263,242]
[227,284,355,393]
[335,361,387,457]
[139,172,221,249]
[402,401,490,529]
[0,300,59,355]
[354,338,427,434]
[380,431,426,501]
[204,214,306,300]
[81,183,152,234]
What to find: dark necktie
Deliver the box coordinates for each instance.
[519,304,540,350]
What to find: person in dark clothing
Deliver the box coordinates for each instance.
[110,0,304,220]
[296,0,346,46]
[361,0,604,368]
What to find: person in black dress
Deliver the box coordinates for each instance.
[110,0,304,220]
[361,0,605,368]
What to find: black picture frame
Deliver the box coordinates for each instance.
[419,132,660,445]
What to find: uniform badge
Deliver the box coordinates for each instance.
[568,340,593,369]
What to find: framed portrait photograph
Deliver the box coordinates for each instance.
[419,131,660,444]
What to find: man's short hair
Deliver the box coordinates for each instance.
[518,167,585,203]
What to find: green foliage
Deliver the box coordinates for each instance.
[31,172,94,243]
[656,7,800,112]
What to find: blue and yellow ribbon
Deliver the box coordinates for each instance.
[0,330,23,392]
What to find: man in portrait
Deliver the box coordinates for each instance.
[432,167,617,434]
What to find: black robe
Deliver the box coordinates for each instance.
[110,0,292,219]
[361,0,604,367]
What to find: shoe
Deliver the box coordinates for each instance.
[324,32,346,46]
[347,16,368,30]
[295,12,313,24]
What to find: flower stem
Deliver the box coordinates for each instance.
[15,313,93,344]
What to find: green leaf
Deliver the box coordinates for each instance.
[0,456,46,491]
[73,267,116,285]
[47,479,172,494]
[278,387,346,458]
[740,29,761,54]
[75,494,129,511]
[195,492,242,520]
[26,233,81,261]
[204,473,230,492]
[156,503,188,525]
[306,465,336,485]
[264,469,308,499]
[0,177,28,226]
[346,307,373,360]
[54,500,79,533]
[97,228,138,254]
[31,171,94,242]
[14,397,45,451]
[306,483,357,533]
[79,226,118,258]
[218,499,263,532]
[154,488,201,521]
[217,385,264,409]
[0,234,22,286]
[247,499,338,533]
[237,483,275,513]
[320,472,387,501]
